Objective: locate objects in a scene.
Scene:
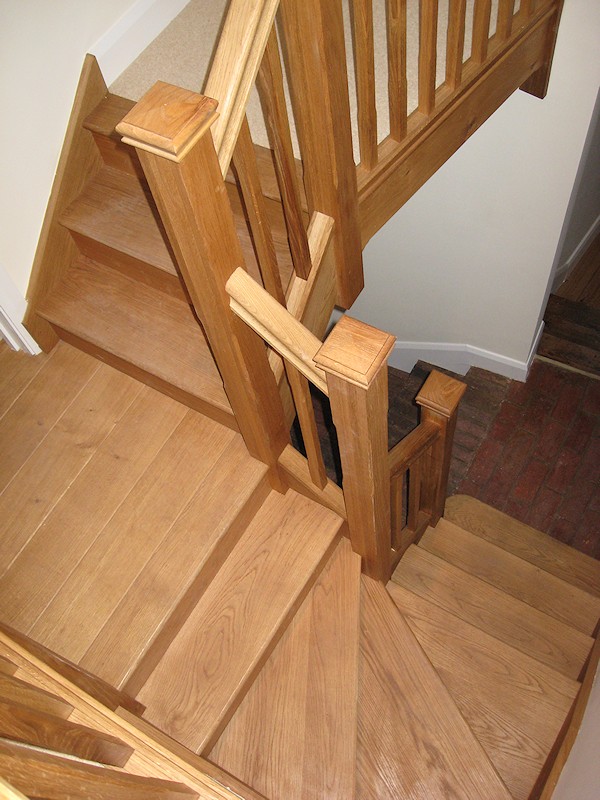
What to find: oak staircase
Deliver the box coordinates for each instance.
[6,0,596,796]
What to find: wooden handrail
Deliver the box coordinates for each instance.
[388,418,440,476]
[226,267,328,394]
[204,0,280,176]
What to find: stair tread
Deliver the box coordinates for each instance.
[38,257,232,417]
[357,576,512,800]
[445,496,600,598]
[61,166,178,275]
[138,489,343,755]
[209,537,360,800]
[79,434,269,690]
[392,545,594,680]
[420,519,600,635]
[387,581,579,800]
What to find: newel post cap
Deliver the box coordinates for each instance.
[314,315,396,388]
[116,81,219,162]
[415,370,467,417]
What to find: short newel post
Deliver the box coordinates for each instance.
[315,316,395,581]
[117,82,289,484]
[415,371,466,525]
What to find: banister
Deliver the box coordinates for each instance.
[204,0,280,176]
[226,267,328,395]
[388,418,440,476]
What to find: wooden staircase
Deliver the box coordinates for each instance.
[1,341,599,797]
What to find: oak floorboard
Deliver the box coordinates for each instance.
[0,389,187,635]
[138,490,343,755]
[388,582,579,800]
[445,495,600,598]
[81,435,269,690]
[209,538,360,800]
[357,576,512,800]
[419,520,600,635]
[28,413,235,660]
[392,545,594,680]
[0,343,99,492]
[0,343,48,418]
[0,364,142,580]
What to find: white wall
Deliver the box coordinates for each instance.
[350,0,600,378]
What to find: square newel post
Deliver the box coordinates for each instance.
[416,371,466,525]
[315,316,396,581]
[117,82,289,482]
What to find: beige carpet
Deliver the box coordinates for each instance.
[111,0,498,164]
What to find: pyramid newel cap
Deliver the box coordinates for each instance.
[116,81,219,162]
[315,316,396,388]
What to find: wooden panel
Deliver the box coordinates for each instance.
[29,413,235,661]
[0,674,72,719]
[444,495,600,598]
[358,12,552,244]
[351,0,378,168]
[210,538,360,799]
[357,576,512,799]
[419,0,438,114]
[0,343,98,492]
[388,582,578,800]
[0,364,142,580]
[81,436,268,690]
[446,0,467,89]
[0,740,197,800]
[392,545,594,680]
[420,520,600,634]
[257,27,312,280]
[39,258,232,417]
[0,389,187,632]
[24,55,107,349]
[139,490,342,754]
[385,0,407,140]
[0,699,133,766]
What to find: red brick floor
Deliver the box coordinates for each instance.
[456,360,600,559]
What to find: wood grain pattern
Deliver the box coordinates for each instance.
[139,490,343,754]
[210,538,361,800]
[351,0,378,169]
[419,0,439,114]
[392,545,594,680]
[357,576,512,799]
[420,520,600,634]
[472,0,492,63]
[285,365,327,488]
[0,674,73,719]
[388,582,578,800]
[386,0,407,140]
[445,495,600,598]
[278,444,347,519]
[0,343,47,418]
[446,0,467,89]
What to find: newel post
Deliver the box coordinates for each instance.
[415,371,466,525]
[315,316,395,581]
[117,82,289,482]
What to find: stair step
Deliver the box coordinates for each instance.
[419,520,600,635]
[357,576,512,799]
[209,537,360,799]
[445,495,600,598]
[392,545,594,680]
[38,257,233,425]
[138,489,344,755]
[79,433,269,692]
[387,582,579,800]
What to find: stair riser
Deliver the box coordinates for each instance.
[67,232,186,300]
[91,131,143,178]
[122,474,272,696]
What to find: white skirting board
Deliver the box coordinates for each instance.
[0,267,40,355]
[387,321,545,382]
[552,213,600,292]
[90,0,190,86]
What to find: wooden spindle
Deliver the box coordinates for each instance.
[315,316,395,581]
[117,83,289,484]
[351,0,378,169]
[233,117,286,305]
[497,0,515,41]
[386,0,408,141]
[285,365,328,488]
[446,0,467,90]
[415,371,466,525]
[419,0,439,115]
[472,0,492,64]
[257,27,312,280]
[279,0,364,308]
[520,0,535,18]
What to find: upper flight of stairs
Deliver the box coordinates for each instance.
[34,89,297,429]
